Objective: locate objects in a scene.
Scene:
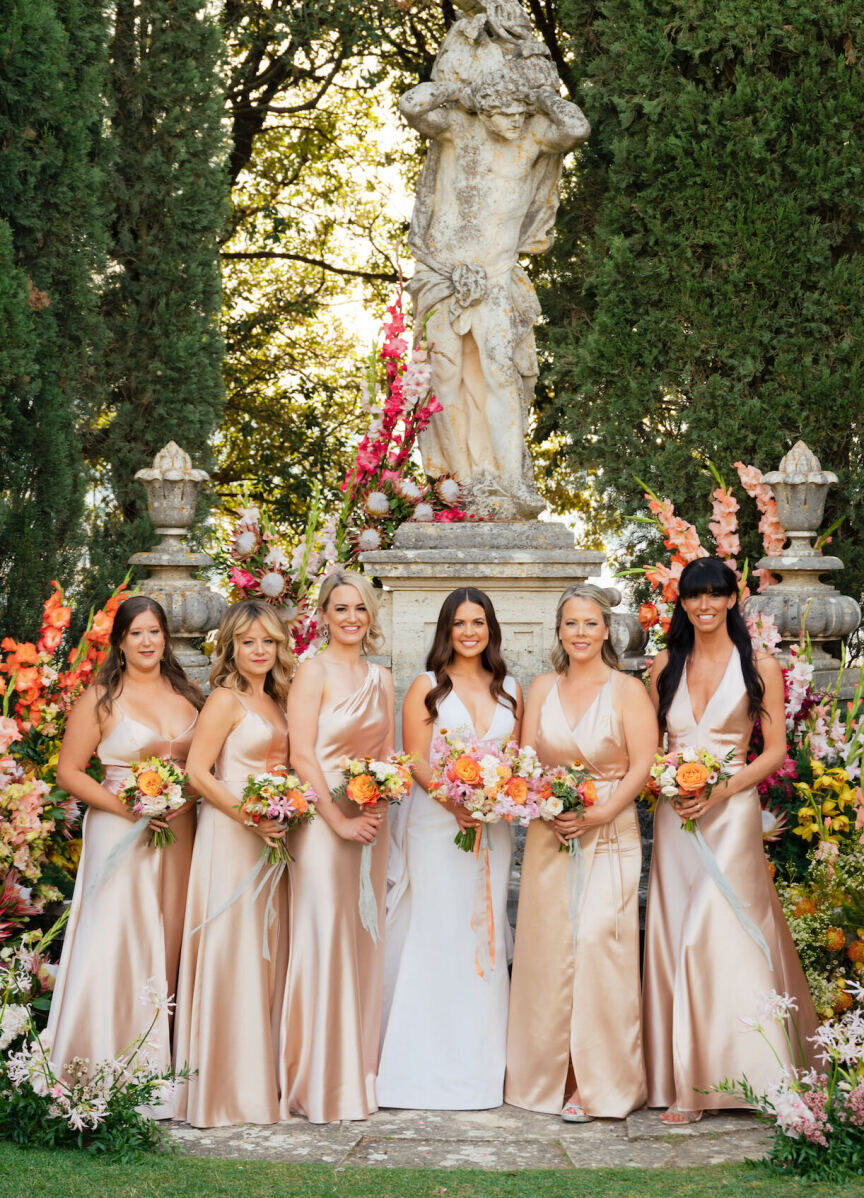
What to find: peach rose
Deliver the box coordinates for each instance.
[676,762,709,793]
[138,769,164,798]
[451,755,482,785]
[504,776,528,805]
[346,773,380,805]
[288,789,308,815]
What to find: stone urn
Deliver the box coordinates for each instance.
[129,442,227,688]
[743,441,861,694]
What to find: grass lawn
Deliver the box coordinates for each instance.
[0,1145,862,1198]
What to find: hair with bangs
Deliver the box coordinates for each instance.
[656,557,764,732]
[209,600,294,705]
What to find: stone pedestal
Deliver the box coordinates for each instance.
[360,519,605,704]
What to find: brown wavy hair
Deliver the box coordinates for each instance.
[551,584,619,673]
[424,588,517,723]
[95,595,204,719]
[209,600,294,705]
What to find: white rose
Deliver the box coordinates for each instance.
[413,503,434,522]
[259,571,285,598]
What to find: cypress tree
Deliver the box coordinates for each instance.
[537,3,864,592]
[0,0,107,637]
[86,0,228,596]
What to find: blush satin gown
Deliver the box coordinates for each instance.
[278,663,391,1124]
[377,674,517,1110]
[45,704,196,1111]
[173,691,289,1127]
[505,672,646,1118]
[642,649,818,1110]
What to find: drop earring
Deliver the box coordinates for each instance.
[118,647,126,668]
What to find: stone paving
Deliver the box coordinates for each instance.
[167,1105,771,1171]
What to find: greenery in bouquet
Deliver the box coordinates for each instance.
[210,289,470,658]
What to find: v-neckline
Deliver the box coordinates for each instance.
[554,674,612,734]
[684,649,736,726]
[115,710,197,744]
[449,684,500,742]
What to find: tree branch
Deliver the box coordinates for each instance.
[221,250,398,281]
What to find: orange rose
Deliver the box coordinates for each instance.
[288,789,308,815]
[581,779,598,807]
[676,762,710,793]
[504,776,528,805]
[346,773,380,805]
[451,755,482,785]
[138,769,164,797]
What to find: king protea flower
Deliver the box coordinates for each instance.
[761,807,789,842]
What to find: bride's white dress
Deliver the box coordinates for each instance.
[378,672,516,1110]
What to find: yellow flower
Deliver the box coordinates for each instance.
[812,761,825,778]
[794,824,817,841]
[830,816,850,833]
[796,806,816,821]
[821,799,837,815]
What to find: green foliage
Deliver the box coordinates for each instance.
[0,0,108,638]
[84,0,229,601]
[536,2,864,590]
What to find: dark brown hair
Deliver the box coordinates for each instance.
[95,595,204,719]
[424,588,517,723]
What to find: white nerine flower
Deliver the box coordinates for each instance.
[365,491,391,517]
[259,571,285,598]
[139,977,175,1017]
[264,546,290,570]
[0,1004,29,1051]
[358,528,381,552]
[234,530,257,557]
[238,506,260,526]
[413,503,434,522]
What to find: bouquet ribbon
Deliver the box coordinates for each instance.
[565,836,584,956]
[84,815,152,899]
[358,843,380,944]
[690,824,773,969]
[187,852,284,961]
[470,824,496,980]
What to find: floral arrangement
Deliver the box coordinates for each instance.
[116,757,189,849]
[715,987,864,1180]
[237,771,317,865]
[0,580,130,943]
[429,734,544,853]
[0,925,188,1156]
[212,289,470,658]
[537,763,598,854]
[647,746,734,833]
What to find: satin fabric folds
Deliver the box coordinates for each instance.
[642,650,818,1111]
[46,714,196,1114]
[278,664,391,1124]
[173,700,289,1128]
[505,673,646,1118]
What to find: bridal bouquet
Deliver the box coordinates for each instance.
[429,734,544,852]
[333,752,414,943]
[649,744,773,967]
[649,745,734,831]
[236,770,317,865]
[538,762,598,854]
[116,757,189,848]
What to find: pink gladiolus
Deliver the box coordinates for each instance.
[229,567,256,590]
[0,716,21,754]
[734,462,787,560]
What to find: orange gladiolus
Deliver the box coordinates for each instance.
[451,755,482,785]
[86,611,113,644]
[676,762,709,793]
[346,773,380,805]
[38,626,64,654]
[638,602,659,630]
[13,667,40,694]
[43,604,71,630]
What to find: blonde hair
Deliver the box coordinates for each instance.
[318,569,384,655]
[209,600,294,704]
[551,584,619,674]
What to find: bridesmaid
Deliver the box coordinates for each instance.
[49,596,202,1099]
[173,600,292,1128]
[505,584,656,1122]
[643,557,818,1122]
[278,570,395,1124]
[378,587,523,1110]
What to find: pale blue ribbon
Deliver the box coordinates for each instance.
[691,825,773,969]
[359,843,380,943]
[84,816,151,899]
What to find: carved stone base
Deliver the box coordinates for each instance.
[359,519,605,704]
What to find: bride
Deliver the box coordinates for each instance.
[378,587,522,1109]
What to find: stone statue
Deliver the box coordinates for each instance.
[400,0,589,518]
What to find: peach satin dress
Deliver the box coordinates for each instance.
[505,672,647,1118]
[46,706,196,1104]
[642,649,818,1110]
[279,663,391,1124]
[173,693,289,1127]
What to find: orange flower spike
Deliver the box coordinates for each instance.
[86,610,113,644]
[13,666,40,694]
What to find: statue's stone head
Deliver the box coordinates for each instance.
[469,74,529,140]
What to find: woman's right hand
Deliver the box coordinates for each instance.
[451,804,479,834]
[336,809,382,845]
[251,817,286,847]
